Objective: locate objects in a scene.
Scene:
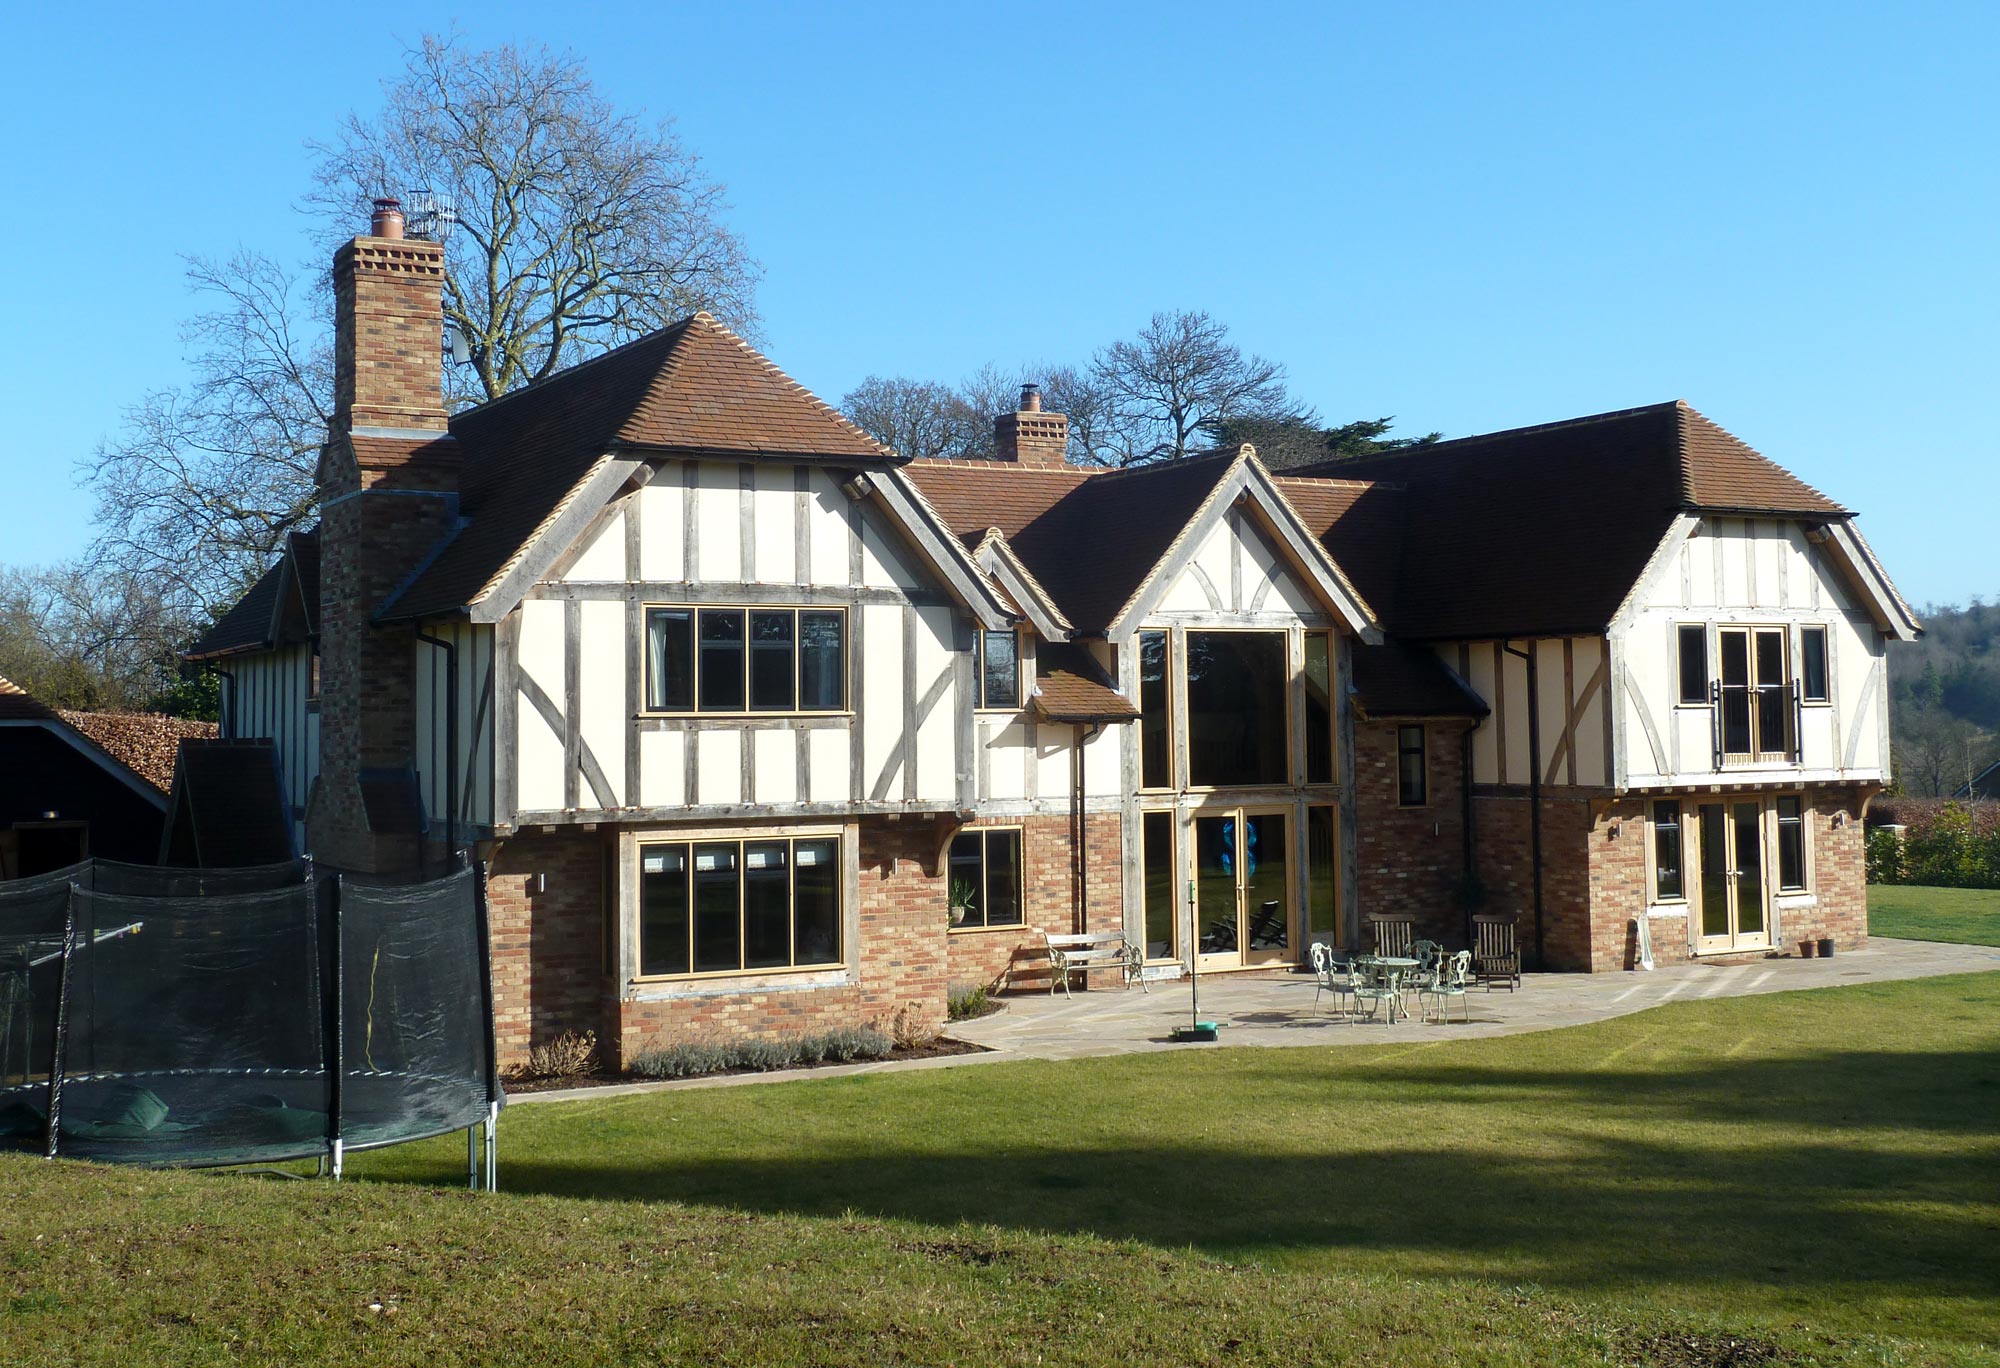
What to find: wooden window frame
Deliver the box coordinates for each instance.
[633,830,845,982]
[1396,724,1428,807]
[1775,795,1809,893]
[946,825,1025,933]
[1137,628,1175,791]
[641,603,848,717]
[1650,799,1686,903]
[975,628,1023,713]
[1798,625,1831,706]
[1303,630,1335,787]
[1676,623,1709,707]
[1715,624,1796,762]
[1181,626,1294,792]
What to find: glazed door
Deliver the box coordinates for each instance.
[1190,810,1293,969]
[1695,801,1771,954]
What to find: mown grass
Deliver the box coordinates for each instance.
[4,974,1998,1366]
[1870,884,2000,945]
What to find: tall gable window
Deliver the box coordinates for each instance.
[645,606,844,713]
[1304,632,1334,785]
[977,630,1020,710]
[1677,625,1708,705]
[1138,630,1171,789]
[1800,626,1829,703]
[1186,631,1287,787]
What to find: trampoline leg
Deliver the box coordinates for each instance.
[467,1125,478,1191]
[484,1103,498,1194]
[331,1138,344,1183]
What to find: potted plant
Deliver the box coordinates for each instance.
[948,879,977,927]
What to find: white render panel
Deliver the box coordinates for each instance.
[561,506,625,582]
[1535,640,1565,781]
[579,600,625,807]
[807,727,848,803]
[1572,636,1608,785]
[859,603,904,796]
[753,728,798,804]
[859,510,921,591]
[914,606,957,799]
[1499,647,1531,784]
[638,481,685,582]
[1084,722,1122,796]
[1036,722,1070,797]
[984,720,1026,801]
[696,730,742,806]
[808,472,851,587]
[516,599,566,812]
[639,730,685,808]
[752,463,795,584]
[1462,646,1499,783]
[696,463,742,583]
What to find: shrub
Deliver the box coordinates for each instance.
[946,982,991,1021]
[519,1030,596,1079]
[627,1027,892,1081]
[1900,802,1999,889]
[1866,827,1904,886]
[887,1003,940,1051]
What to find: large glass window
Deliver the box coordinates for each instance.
[637,835,842,977]
[1397,725,1427,806]
[1719,630,1752,754]
[1139,630,1171,789]
[1185,631,1287,787]
[946,828,1022,929]
[978,630,1020,710]
[645,606,845,713]
[1777,796,1806,891]
[1142,810,1175,960]
[1307,805,1338,937]
[1652,800,1684,901]
[1678,625,1708,705]
[1800,627,1829,703]
[1304,632,1333,785]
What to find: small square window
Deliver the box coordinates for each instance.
[948,828,1023,928]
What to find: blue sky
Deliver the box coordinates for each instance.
[1,1,1993,609]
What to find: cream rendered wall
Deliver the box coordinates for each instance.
[1615,516,1888,789]
[1443,638,1612,789]
[507,458,973,823]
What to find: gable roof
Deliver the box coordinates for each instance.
[383,313,896,622]
[0,676,170,809]
[186,529,319,661]
[1289,401,1862,641]
[905,450,1377,638]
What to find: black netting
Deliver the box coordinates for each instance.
[56,886,329,1166]
[0,880,75,1152]
[91,858,307,898]
[338,868,490,1149]
[0,859,495,1170]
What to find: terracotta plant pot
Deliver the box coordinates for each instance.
[1818,937,1836,958]
[1799,939,1818,958]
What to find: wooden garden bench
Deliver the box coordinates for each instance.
[1473,913,1521,991]
[1368,913,1416,957]
[1033,929,1146,997]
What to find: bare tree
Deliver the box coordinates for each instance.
[309,34,761,403]
[840,376,985,461]
[1084,310,1295,467]
[0,563,199,711]
[88,251,331,618]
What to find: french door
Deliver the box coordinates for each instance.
[1191,809,1292,969]
[1694,801,1769,953]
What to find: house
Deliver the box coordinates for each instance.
[197,199,1918,1068]
[1956,759,2000,802]
[0,678,197,875]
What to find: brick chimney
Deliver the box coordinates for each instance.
[309,198,461,873]
[993,383,1070,468]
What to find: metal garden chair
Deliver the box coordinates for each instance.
[1422,949,1474,1023]
[1308,942,1358,1019]
[1350,956,1401,1025]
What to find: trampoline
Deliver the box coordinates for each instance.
[0,857,501,1189]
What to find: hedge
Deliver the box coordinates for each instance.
[1868,799,2000,889]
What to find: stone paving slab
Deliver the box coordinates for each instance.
[512,937,1998,1104]
[951,937,2000,1061]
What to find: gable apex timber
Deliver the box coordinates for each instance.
[1104,449,1381,642]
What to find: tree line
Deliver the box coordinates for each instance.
[1890,598,2000,796]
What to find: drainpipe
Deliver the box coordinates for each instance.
[1072,722,1104,933]
[415,629,459,871]
[1460,723,1476,949]
[1502,642,1545,971]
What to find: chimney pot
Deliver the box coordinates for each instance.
[1019,383,1042,413]
[370,197,405,240]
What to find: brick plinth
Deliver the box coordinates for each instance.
[1351,721,1471,947]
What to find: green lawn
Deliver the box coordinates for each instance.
[1870,884,2000,945]
[4,974,1999,1366]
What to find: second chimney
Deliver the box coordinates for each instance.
[994,383,1069,468]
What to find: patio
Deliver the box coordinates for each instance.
[951,935,2000,1061]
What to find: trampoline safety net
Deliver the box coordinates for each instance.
[0,858,498,1173]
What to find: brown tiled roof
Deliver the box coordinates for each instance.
[1271,476,1407,624]
[59,711,219,793]
[187,529,319,660]
[906,454,1236,634]
[1291,401,1850,640]
[1032,642,1139,722]
[384,313,895,621]
[1351,642,1488,718]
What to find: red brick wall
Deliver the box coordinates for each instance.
[945,812,1123,994]
[1778,787,1872,955]
[485,828,616,1067]
[1352,721,1469,947]
[1471,791,1596,971]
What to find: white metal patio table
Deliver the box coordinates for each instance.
[1357,956,1419,1023]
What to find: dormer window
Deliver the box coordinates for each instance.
[977,629,1020,710]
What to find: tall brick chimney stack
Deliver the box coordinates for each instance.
[993,383,1070,468]
[309,198,462,873]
